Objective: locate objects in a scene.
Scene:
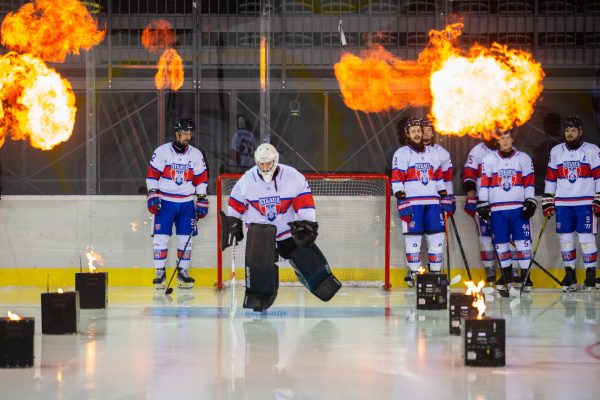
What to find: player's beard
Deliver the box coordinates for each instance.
[408,135,424,152]
[565,134,582,150]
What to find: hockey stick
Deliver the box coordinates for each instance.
[444,212,451,278]
[229,239,238,319]
[449,215,473,281]
[530,259,561,286]
[517,215,551,296]
[165,218,199,295]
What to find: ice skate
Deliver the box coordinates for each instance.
[404,269,416,288]
[560,267,577,293]
[177,267,195,289]
[519,269,533,293]
[153,268,166,290]
[584,267,596,291]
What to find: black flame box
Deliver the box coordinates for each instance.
[463,317,505,367]
[416,272,448,310]
[41,291,79,334]
[75,272,108,309]
[449,293,480,335]
[0,317,35,368]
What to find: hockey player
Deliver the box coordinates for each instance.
[462,134,501,283]
[221,143,341,311]
[421,118,455,215]
[392,117,449,287]
[543,116,600,292]
[477,129,537,294]
[146,119,209,289]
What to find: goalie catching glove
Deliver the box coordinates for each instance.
[288,220,319,248]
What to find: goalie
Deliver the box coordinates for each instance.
[220,143,342,312]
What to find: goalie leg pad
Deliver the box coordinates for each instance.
[284,242,342,302]
[243,223,279,312]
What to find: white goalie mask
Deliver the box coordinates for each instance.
[254,143,279,183]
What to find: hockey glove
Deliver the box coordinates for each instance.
[397,199,413,225]
[440,195,456,216]
[195,195,209,219]
[288,220,319,248]
[541,193,555,218]
[147,189,161,215]
[219,211,243,250]
[593,193,600,216]
[476,201,491,222]
[464,196,477,217]
[522,198,538,219]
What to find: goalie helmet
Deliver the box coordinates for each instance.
[563,116,583,131]
[254,143,279,183]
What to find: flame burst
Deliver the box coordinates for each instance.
[0,0,104,150]
[417,266,426,274]
[156,49,184,91]
[0,52,76,150]
[334,23,544,138]
[465,280,486,319]
[0,0,105,63]
[334,45,429,113]
[141,19,176,54]
[8,311,22,320]
[57,288,64,293]
[142,20,184,91]
[85,246,105,273]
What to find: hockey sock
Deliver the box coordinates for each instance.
[176,234,193,270]
[152,234,169,269]
[404,235,422,271]
[426,232,444,272]
[559,233,577,269]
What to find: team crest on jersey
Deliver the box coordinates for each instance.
[498,169,517,192]
[415,163,432,185]
[170,162,191,186]
[259,196,281,222]
[563,161,581,183]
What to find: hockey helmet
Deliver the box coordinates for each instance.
[420,118,433,129]
[174,118,195,134]
[404,116,422,135]
[563,116,583,131]
[254,143,279,183]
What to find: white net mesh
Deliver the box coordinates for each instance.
[218,174,389,288]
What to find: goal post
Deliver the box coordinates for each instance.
[216,173,391,289]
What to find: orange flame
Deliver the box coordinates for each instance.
[0,52,76,150]
[141,19,176,54]
[57,288,64,293]
[334,45,430,113]
[0,0,105,63]
[141,19,184,91]
[334,23,544,137]
[464,280,487,319]
[260,37,267,91]
[7,311,22,320]
[155,49,184,91]
[85,246,104,273]
[427,24,544,139]
[417,266,426,274]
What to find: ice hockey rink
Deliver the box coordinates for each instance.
[1,286,599,400]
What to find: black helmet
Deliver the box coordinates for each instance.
[404,116,422,134]
[420,118,433,128]
[563,116,582,131]
[174,118,195,134]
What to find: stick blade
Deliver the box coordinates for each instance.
[165,287,174,295]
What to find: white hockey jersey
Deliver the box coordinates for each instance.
[146,143,208,203]
[391,145,445,205]
[227,164,316,241]
[479,150,534,211]
[462,142,495,192]
[428,143,454,194]
[544,142,600,206]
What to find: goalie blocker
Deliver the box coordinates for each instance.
[221,215,341,311]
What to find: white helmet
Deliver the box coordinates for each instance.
[254,143,279,183]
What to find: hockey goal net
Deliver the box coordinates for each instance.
[217,173,390,289]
